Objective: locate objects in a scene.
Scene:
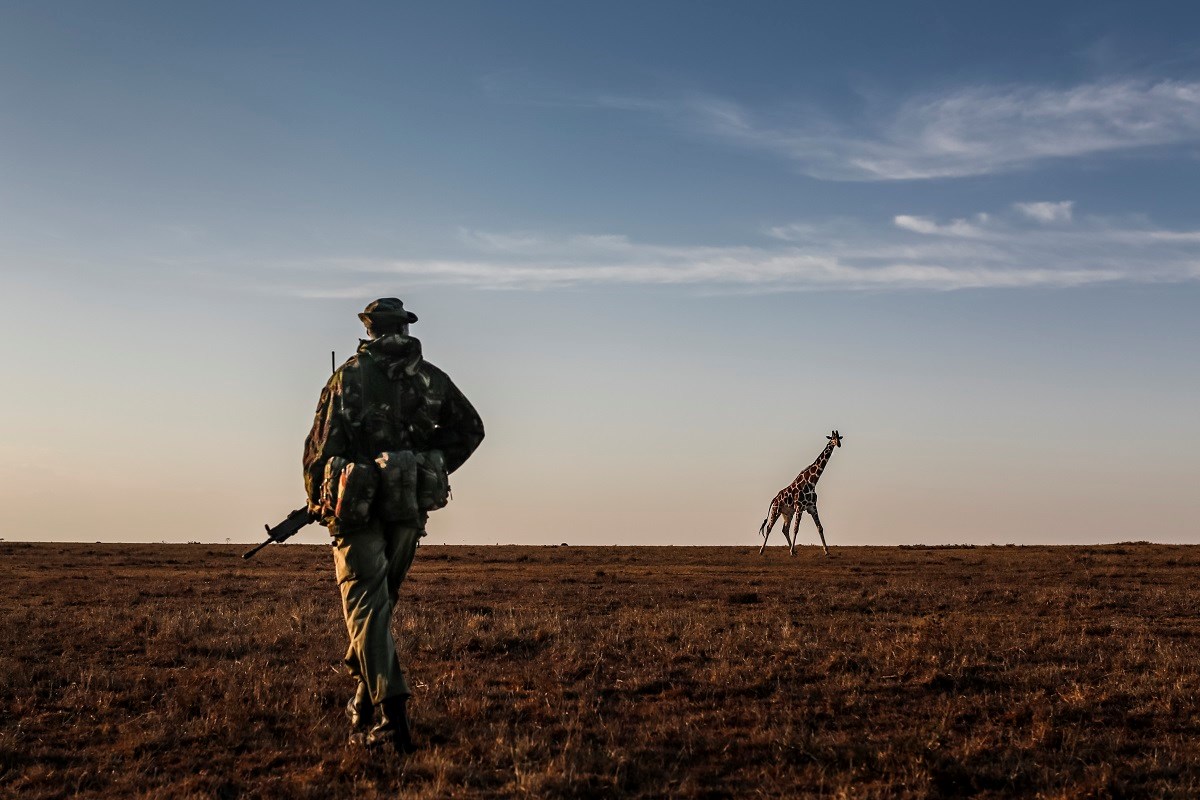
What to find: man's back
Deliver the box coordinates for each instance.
[303,332,483,518]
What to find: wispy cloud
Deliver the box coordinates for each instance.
[276,206,1200,295]
[1014,201,1074,224]
[894,215,988,238]
[578,79,1200,180]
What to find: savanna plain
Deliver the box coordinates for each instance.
[3,542,1200,799]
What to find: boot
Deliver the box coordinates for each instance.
[346,682,374,745]
[366,695,417,754]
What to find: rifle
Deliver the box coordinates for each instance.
[242,506,317,559]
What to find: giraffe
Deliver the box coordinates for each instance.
[758,431,843,556]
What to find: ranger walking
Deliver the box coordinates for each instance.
[303,298,484,752]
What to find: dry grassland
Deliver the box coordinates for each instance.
[2,542,1200,798]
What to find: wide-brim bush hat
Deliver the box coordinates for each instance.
[359,297,418,326]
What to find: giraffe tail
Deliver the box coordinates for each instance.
[758,512,769,538]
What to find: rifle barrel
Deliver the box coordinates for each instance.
[242,538,274,560]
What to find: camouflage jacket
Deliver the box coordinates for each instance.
[302,334,484,511]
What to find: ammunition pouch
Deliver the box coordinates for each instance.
[320,449,448,528]
[375,451,420,522]
[375,449,449,522]
[416,450,450,512]
[320,457,379,526]
[319,457,347,521]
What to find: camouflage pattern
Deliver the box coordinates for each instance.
[334,461,378,526]
[303,327,484,708]
[303,333,484,523]
[320,457,349,517]
[414,450,449,511]
[375,450,420,522]
[358,297,418,327]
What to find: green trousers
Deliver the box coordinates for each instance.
[331,518,424,705]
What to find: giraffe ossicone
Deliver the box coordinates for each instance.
[758,430,843,557]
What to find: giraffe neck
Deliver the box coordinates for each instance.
[795,441,836,487]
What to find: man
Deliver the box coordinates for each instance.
[303,297,484,752]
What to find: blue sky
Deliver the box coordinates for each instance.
[2,2,1198,546]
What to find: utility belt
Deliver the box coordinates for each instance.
[319,450,450,527]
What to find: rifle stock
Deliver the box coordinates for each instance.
[243,506,316,559]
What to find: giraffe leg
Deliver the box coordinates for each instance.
[779,507,797,552]
[788,508,804,556]
[809,505,829,556]
[780,508,794,551]
[758,505,781,555]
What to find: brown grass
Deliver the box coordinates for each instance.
[3,542,1200,798]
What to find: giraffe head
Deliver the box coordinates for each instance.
[827,430,843,447]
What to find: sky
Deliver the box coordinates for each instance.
[2,1,1198,547]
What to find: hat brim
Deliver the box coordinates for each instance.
[359,311,418,324]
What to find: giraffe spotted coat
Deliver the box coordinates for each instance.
[759,432,842,556]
